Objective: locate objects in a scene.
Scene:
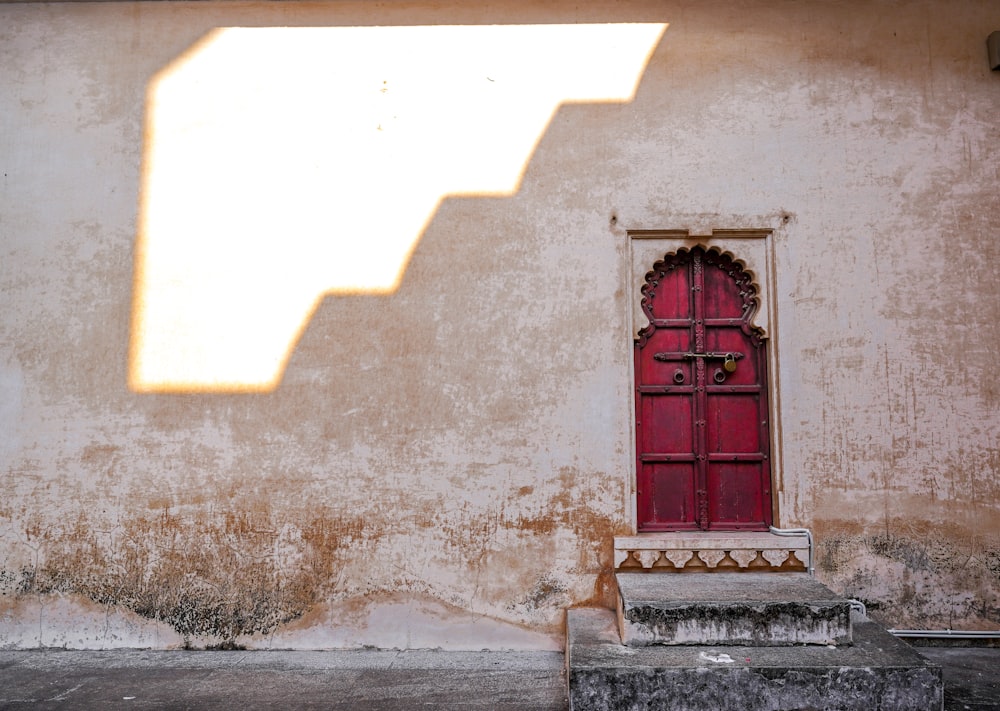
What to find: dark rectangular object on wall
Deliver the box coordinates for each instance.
[989,32,1000,71]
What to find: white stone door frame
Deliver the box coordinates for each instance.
[624,228,784,533]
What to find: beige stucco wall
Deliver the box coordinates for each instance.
[1,0,998,649]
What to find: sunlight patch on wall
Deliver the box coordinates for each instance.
[131,23,667,393]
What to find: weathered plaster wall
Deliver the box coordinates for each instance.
[1,0,998,648]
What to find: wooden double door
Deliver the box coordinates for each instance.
[635,247,772,531]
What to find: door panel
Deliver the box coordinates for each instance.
[705,396,761,452]
[708,462,767,526]
[648,463,698,529]
[641,329,692,385]
[643,397,694,452]
[701,267,747,318]
[635,247,772,531]
[704,328,759,385]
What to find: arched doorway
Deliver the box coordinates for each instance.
[634,246,772,531]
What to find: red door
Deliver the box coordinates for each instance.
[635,247,772,531]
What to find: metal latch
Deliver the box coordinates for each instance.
[653,351,744,363]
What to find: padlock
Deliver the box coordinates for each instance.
[723,353,737,373]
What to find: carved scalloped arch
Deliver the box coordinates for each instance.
[637,245,764,347]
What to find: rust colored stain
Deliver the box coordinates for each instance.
[575,568,621,611]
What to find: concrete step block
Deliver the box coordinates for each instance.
[567,607,943,711]
[617,572,851,646]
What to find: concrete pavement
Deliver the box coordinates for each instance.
[0,645,997,710]
[0,650,567,710]
[919,647,1000,711]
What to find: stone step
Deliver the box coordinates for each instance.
[616,572,851,646]
[567,607,943,711]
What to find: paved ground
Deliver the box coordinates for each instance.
[0,646,996,710]
[920,647,1000,711]
[0,650,567,710]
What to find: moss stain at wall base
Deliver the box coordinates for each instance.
[3,509,353,646]
[0,499,598,648]
[817,533,1000,631]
